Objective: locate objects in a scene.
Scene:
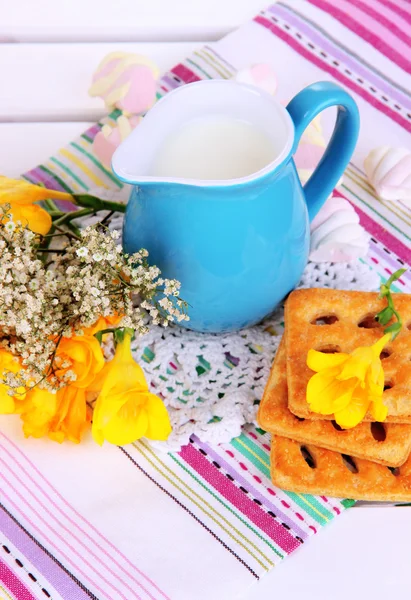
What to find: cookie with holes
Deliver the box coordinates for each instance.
[258,339,411,467]
[284,288,411,423]
[270,435,411,502]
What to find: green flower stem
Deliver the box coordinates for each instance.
[376,267,407,340]
[72,194,126,214]
[44,198,60,213]
[53,208,95,227]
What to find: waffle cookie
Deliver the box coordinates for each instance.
[285,288,411,423]
[258,340,411,467]
[270,435,411,502]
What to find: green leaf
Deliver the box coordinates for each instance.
[376,306,393,326]
[94,331,103,344]
[384,322,401,334]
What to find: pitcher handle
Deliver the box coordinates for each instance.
[286,81,360,221]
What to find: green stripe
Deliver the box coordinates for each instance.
[50,157,89,191]
[70,142,123,188]
[234,435,334,524]
[231,436,270,478]
[170,453,284,559]
[186,58,212,80]
[346,170,411,229]
[200,49,234,77]
[281,490,328,526]
[81,133,94,144]
[38,165,73,193]
[194,50,230,79]
[342,183,411,242]
[107,108,122,121]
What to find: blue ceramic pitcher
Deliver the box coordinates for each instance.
[112,80,359,333]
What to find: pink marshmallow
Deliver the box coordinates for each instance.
[93,115,141,168]
[89,53,158,115]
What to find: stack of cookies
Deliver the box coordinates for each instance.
[258,288,411,502]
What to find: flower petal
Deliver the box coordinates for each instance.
[336,348,373,384]
[6,203,52,235]
[334,387,369,429]
[100,404,149,445]
[0,176,73,204]
[143,393,172,441]
[307,373,356,414]
[369,398,388,422]
[307,349,349,372]
[371,333,391,357]
[0,386,16,413]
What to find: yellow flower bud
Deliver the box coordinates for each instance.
[91,331,171,445]
[0,176,73,235]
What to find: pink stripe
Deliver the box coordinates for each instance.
[0,442,158,600]
[0,558,35,600]
[345,0,411,46]
[308,0,411,72]
[377,0,411,23]
[254,15,411,133]
[171,64,201,84]
[1,459,138,600]
[179,443,300,554]
[334,190,411,263]
[1,433,169,600]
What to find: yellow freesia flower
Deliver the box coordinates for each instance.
[21,385,89,443]
[20,387,58,439]
[91,331,171,446]
[0,349,26,414]
[55,334,105,388]
[306,333,391,429]
[0,176,72,235]
[48,386,89,443]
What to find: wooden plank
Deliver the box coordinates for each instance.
[0,0,263,42]
[0,122,93,177]
[0,42,201,122]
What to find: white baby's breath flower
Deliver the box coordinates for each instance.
[0,206,187,394]
[76,247,89,258]
[4,221,16,233]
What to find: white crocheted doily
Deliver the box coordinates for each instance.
[83,211,380,452]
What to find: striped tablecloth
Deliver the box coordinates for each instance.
[1,1,411,599]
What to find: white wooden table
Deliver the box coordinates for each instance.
[1,1,410,598]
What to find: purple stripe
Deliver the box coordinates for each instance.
[160,74,181,90]
[24,167,67,193]
[307,0,411,73]
[0,506,92,600]
[369,240,411,288]
[334,191,411,264]
[191,435,308,539]
[271,3,411,109]
[181,443,299,553]
[83,124,101,141]
[255,14,411,133]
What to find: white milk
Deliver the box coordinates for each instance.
[149,115,277,180]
